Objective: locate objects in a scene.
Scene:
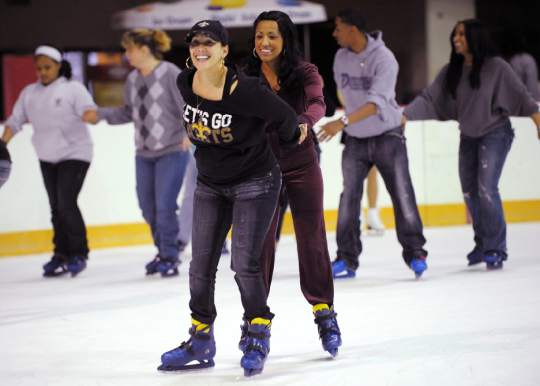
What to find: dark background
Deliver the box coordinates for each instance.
[1,0,539,115]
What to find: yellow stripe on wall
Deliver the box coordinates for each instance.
[1,199,539,257]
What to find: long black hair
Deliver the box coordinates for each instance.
[444,19,496,98]
[244,10,304,90]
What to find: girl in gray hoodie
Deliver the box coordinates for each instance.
[2,45,97,277]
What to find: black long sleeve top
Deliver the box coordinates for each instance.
[177,66,299,186]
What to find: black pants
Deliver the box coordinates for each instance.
[189,165,281,324]
[40,160,90,258]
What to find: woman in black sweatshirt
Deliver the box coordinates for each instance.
[158,20,304,377]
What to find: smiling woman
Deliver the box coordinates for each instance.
[157,19,304,378]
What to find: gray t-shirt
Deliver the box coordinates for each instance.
[98,61,186,158]
[404,57,539,137]
[6,77,96,163]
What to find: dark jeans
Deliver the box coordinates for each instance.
[261,137,333,306]
[135,151,189,260]
[337,128,427,270]
[40,160,90,258]
[459,122,514,257]
[189,165,281,324]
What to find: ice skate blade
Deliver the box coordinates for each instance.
[160,269,179,278]
[244,367,263,377]
[326,348,338,357]
[43,270,68,278]
[467,259,483,266]
[158,359,215,371]
[333,272,356,279]
[486,263,503,271]
[365,228,384,236]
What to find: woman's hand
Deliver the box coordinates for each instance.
[179,136,192,151]
[298,123,308,144]
[317,119,344,142]
[82,109,99,124]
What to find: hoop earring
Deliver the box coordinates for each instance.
[252,48,259,58]
[185,56,193,69]
[282,48,286,56]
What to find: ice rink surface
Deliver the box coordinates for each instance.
[1,223,539,386]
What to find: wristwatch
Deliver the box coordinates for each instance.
[340,115,349,127]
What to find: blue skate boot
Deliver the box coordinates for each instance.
[145,255,161,275]
[66,256,87,277]
[240,318,271,377]
[156,257,180,277]
[43,254,68,277]
[331,258,355,279]
[410,256,427,279]
[467,246,483,266]
[484,251,505,270]
[158,319,216,371]
[238,318,248,352]
[313,304,342,357]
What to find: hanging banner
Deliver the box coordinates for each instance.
[112,0,327,30]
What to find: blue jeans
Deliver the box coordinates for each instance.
[189,165,281,324]
[459,121,514,258]
[177,151,197,245]
[337,128,427,270]
[135,150,189,260]
[0,160,11,189]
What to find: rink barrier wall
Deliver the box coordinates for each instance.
[1,116,539,257]
[1,199,539,257]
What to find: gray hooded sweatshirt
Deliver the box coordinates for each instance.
[404,57,539,138]
[5,77,96,163]
[333,31,402,138]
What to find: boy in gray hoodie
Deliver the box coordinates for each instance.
[317,8,427,279]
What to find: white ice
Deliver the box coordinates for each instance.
[1,223,539,386]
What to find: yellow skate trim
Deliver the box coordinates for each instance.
[191,318,210,333]
[250,317,271,326]
[312,304,330,313]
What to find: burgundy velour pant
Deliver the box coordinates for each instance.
[262,132,334,306]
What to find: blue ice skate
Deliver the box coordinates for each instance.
[43,254,68,277]
[156,257,180,277]
[313,304,342,357]
[410,256,427,279]
[66,256,87,277]
[240,318,271,377]
[145,255,161,275]
[331,259,355,279]
[467,247,483,266]
[484,252,505,270]
[158,321,216,371]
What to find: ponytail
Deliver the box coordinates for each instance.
[58,59,72,80]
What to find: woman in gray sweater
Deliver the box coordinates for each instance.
[404,19,540,269]
[84,29,190,277]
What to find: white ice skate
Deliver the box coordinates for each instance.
[365,208,385,236]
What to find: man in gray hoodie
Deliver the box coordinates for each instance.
[317,8,428,279]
